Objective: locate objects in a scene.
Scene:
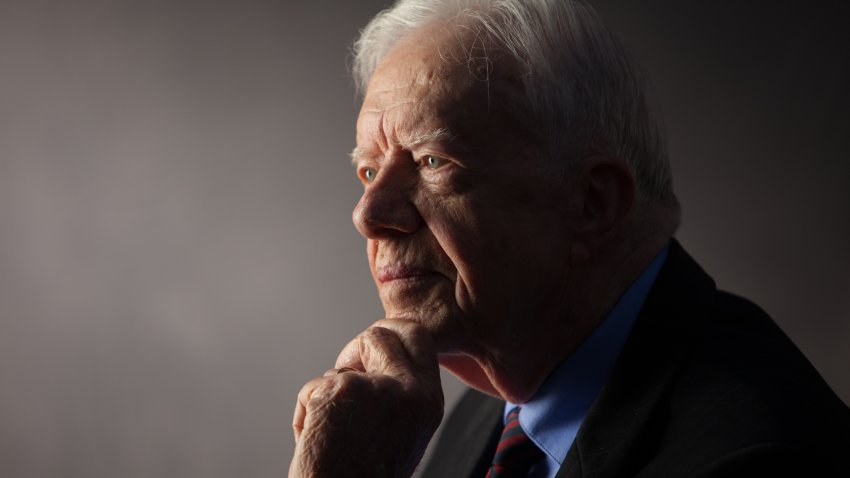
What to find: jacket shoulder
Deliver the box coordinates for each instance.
[629,244,850,475]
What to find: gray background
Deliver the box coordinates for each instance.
[1,1,847,477]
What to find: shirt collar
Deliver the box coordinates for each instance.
[505,246,669,465]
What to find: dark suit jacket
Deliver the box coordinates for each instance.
[420,241,850,477]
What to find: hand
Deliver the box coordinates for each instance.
[289,319,444,478]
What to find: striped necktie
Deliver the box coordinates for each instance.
[485,407,545,478]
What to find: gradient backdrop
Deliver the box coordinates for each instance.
[1,1,847,477]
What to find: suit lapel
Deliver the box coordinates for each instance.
[556,240,715,478]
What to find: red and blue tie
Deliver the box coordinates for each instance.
[485,407,545,478]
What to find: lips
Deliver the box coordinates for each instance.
[376,264,436,283]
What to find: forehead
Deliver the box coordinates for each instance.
[365,22,487,102]
[356,24,521,156]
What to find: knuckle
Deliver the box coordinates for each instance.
[402,322,429,338]
[333,369,362,389]
[366,325,393,340]
[327,371,368,404]
[305,378,334,404]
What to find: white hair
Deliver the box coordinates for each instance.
[352,0,678,207]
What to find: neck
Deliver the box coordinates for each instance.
[441,220,672,403]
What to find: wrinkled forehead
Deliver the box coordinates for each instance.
[358,22,527,153]
[364,23,498,105]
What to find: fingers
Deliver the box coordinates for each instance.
[291,319,445,476]
[334,319,439,381]
[292,376,327,441]
[359,326,418,380]
[335,336,365,371]
[334,327,412,379]
[294,368,371,441]
[290,349,443,478]
[297,319,442,444]
[371,319,440,374]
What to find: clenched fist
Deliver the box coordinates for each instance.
[289,319,444,478]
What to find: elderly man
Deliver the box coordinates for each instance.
[289,1,850,477]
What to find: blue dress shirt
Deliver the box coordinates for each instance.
[504,247,669,478]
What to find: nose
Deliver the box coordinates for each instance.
[352,167,423,239]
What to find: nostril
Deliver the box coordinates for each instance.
[352,190,422,238]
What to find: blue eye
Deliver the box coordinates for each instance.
[424,155,446,169]
[363,168,376,183]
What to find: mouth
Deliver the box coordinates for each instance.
[376,265,438,283]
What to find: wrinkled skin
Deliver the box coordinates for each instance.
[289,320,443,478]
[349,25,586,401]
[289,23,640,477]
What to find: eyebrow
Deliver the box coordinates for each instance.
[349,127,455,165]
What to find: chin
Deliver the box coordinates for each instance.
[383,302,470,353]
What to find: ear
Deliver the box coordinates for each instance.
[569,155,636,265]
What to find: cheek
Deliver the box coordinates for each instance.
[419,197,492,301]
[437,189,561,282]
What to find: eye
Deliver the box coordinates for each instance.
[361,167,376,183]
[423,154,447,170]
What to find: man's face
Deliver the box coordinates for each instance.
[351,28,579,356]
